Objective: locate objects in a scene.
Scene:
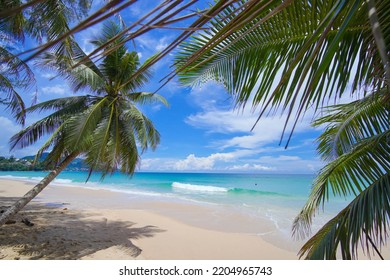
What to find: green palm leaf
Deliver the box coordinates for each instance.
[314,92,389,161]
[298,172,390,259]
[175,0,390,144]
[293,128,390,237]
[1,0,92,124]
[126,92,168,107]
[0,46,36,124]
[293,88,390,259]
[10,96,90,150]
[64,96,109,150]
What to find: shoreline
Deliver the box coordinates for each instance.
[0,178,299,260]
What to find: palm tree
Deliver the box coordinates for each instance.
[0,0,92,123]
[173,0,390,259]
[0,21,167,226]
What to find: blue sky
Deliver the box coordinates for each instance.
[0,1,324,174]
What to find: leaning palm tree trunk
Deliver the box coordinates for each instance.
[0,152,79,226]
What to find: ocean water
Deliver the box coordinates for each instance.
[0,171,351,249]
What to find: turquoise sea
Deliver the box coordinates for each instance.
[0,171,351,249]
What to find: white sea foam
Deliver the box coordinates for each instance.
[31,176,44,182]
[53,178,74,184]
[0,175,28,180]
[172,182,228,193]
[265,210,280,230]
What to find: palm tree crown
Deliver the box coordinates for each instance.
[12,21,167,176]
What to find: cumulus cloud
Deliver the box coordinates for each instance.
[174,153,235,170]
[140,150,322,173]
[226,163,275,171]
[141,150,264,172]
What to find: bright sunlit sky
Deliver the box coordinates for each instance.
[0,1,327,174]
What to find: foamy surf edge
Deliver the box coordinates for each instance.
[172,182,228,193]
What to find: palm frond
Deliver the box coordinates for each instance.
[23,95,90,113]
[293,129,390,239]
[298,172,390,260]
[366,0,390,87]
[38,47,106,95]
[35,122,66,160]
[0,46,36,124]
[116,116,140,175]
[64,96,108,150]
[83,115,117,176]
[314,91,389,161]
[9,96,90,150]
[9,114,63,151]
[125,92,169,107]
[122,104,161,152]
[0,79,26,124]
[20,0,188,60]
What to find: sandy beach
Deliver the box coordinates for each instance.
[0,178,300,260]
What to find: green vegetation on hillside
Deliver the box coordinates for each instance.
[0,156,46,171]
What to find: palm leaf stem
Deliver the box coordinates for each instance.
[364,228,384,260]
[121,0,238,92]
[0,0,44,18]
[366,0,390,89]
[21,0,134,61]
[75,0,177,68]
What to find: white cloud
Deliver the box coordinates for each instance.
[41,85,67,96]
[140,152,321,173]
[136,35,171,53]
[185,80,317,150]
[175,154,214,170]
[40,72,56,79]
[174,152,236,170]
[272,155,301,161]
[0,116,19,135]
[226,164,275,171]
[156,37,169,52]
[0,116,20,155]
[187,107,313,149]
[141,150,261,172]
[252,155,323,173]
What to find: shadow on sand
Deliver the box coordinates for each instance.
[0,197,165,259]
